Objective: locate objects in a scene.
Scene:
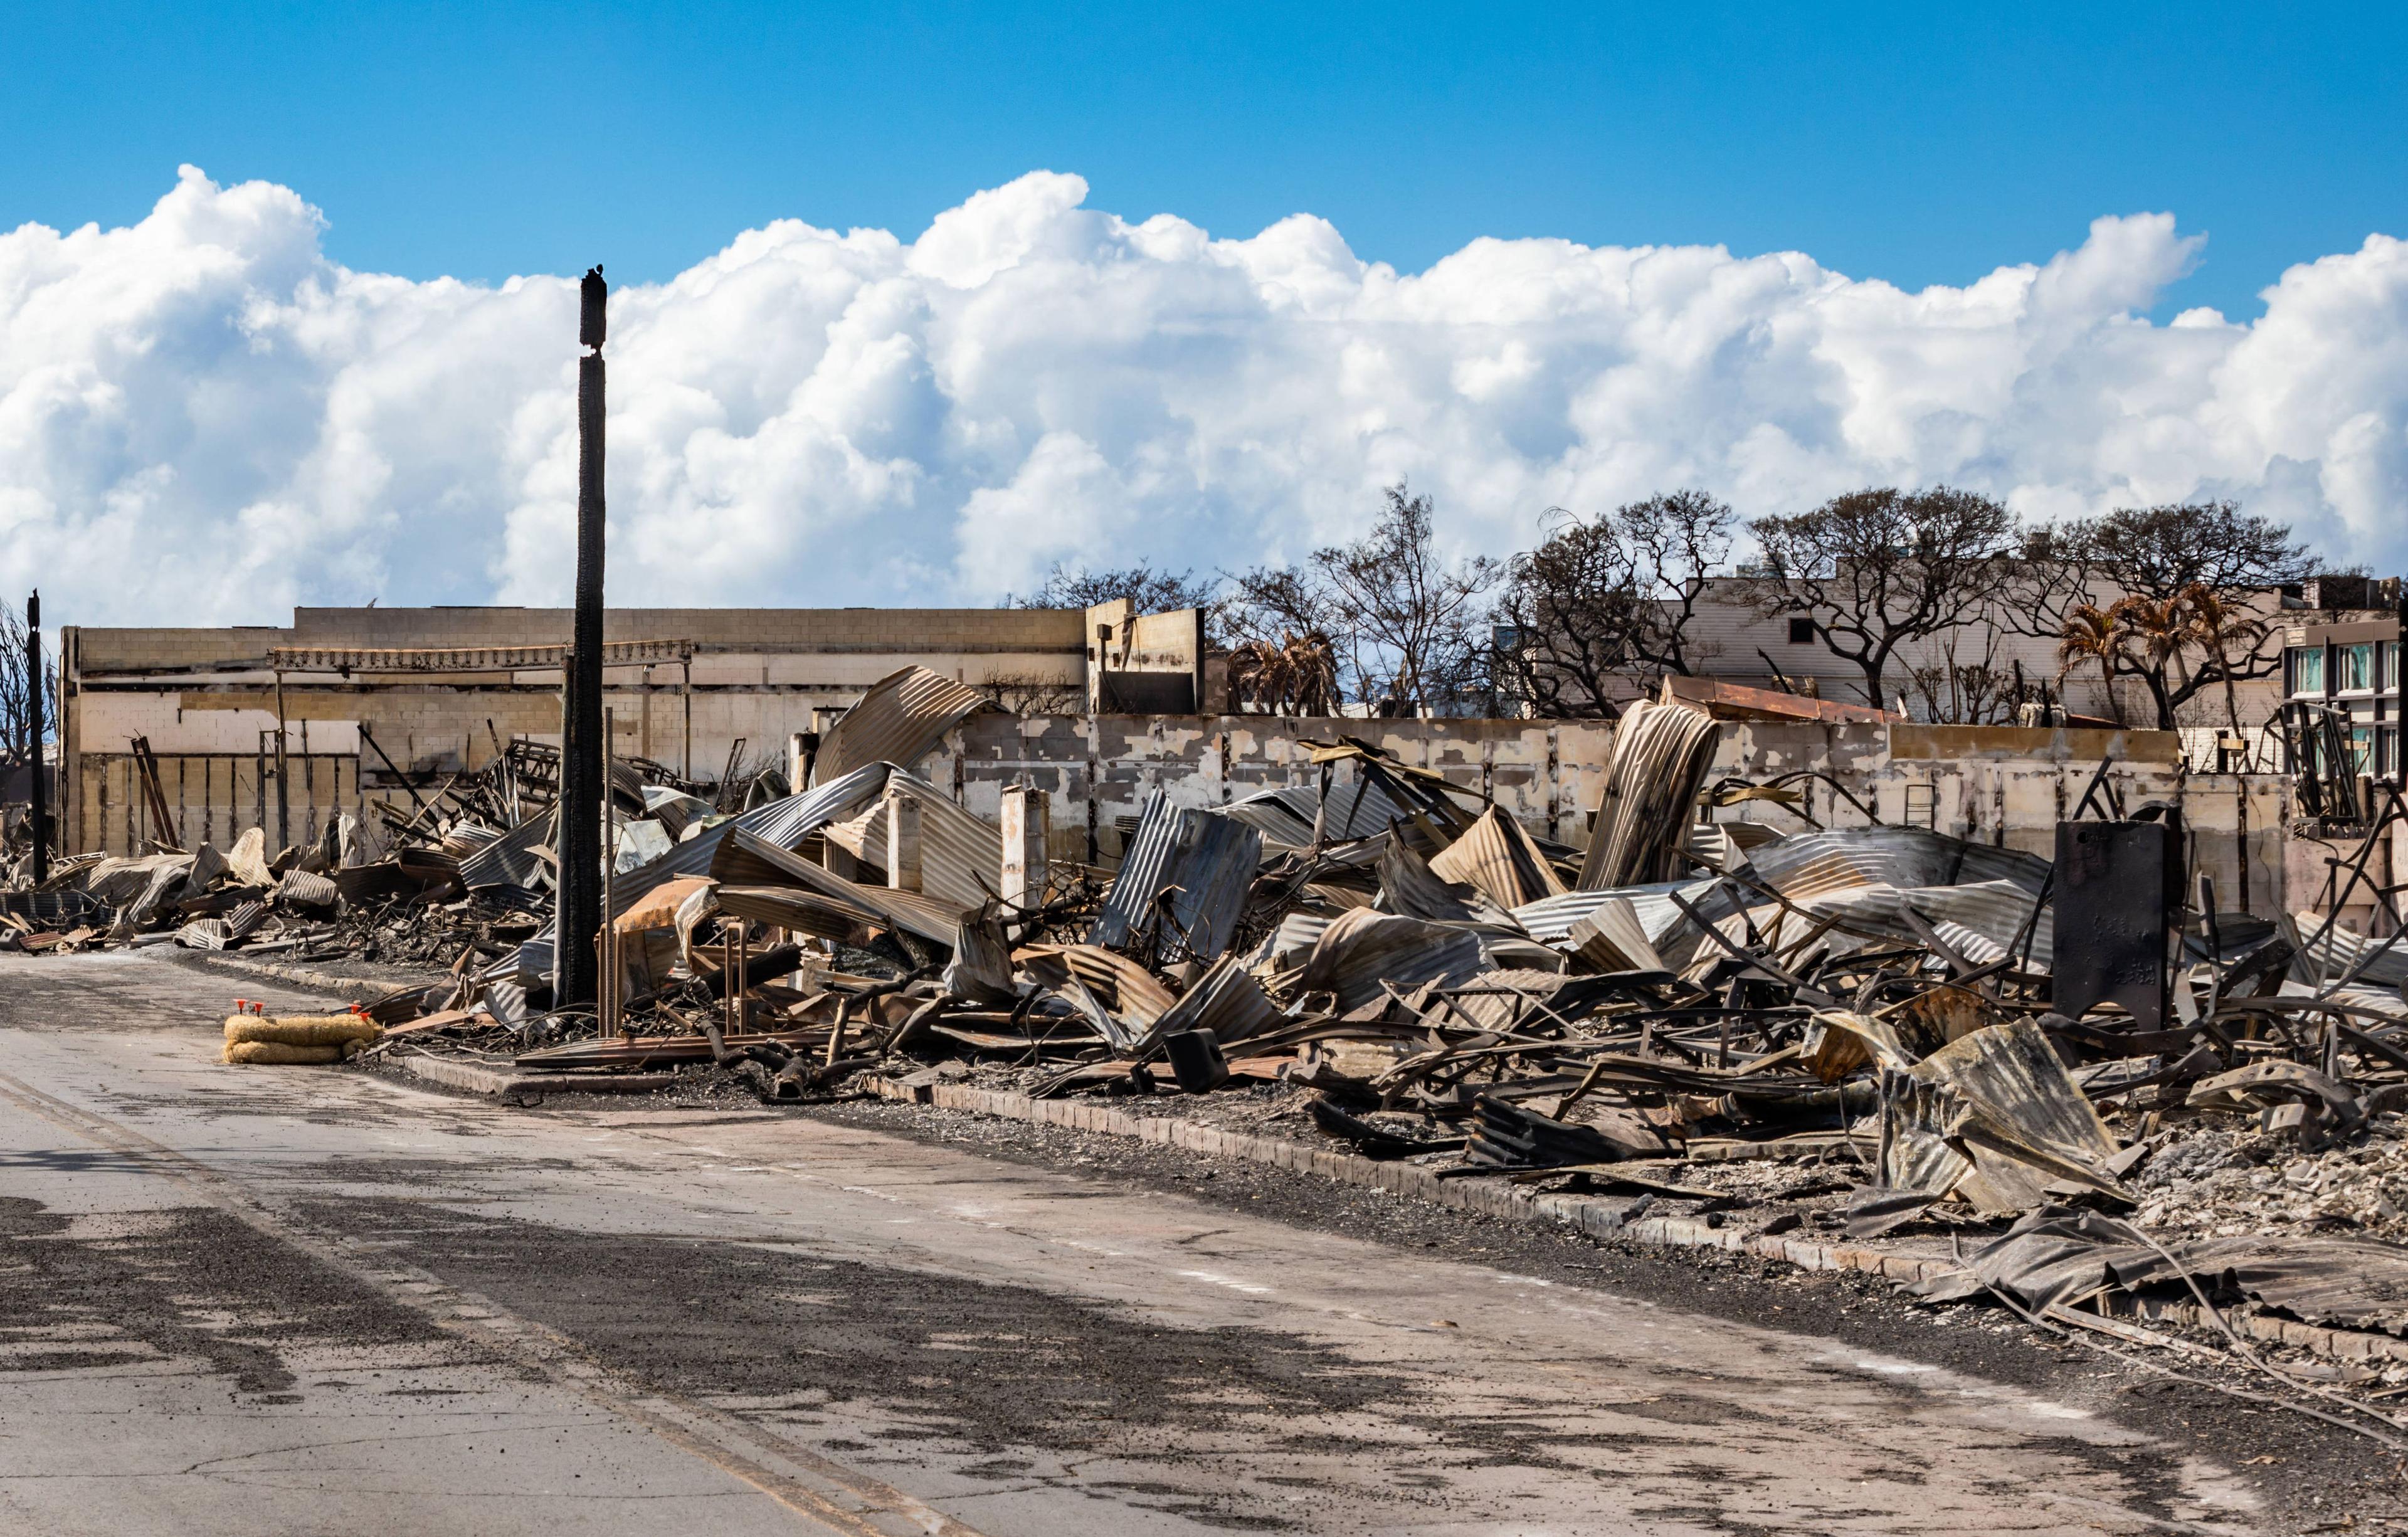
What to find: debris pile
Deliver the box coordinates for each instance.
[17,668,2408,1379]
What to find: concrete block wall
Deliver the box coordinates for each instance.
[928,714,2315,918]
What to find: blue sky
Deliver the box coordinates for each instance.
[8,1,2401,317]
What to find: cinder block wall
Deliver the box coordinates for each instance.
[65,661,2330,923]
[923,715,2314,920]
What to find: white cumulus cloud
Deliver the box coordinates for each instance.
[3,164,2405,626]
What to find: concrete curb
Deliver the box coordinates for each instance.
[183,952,430,1005]
[862,1075,2408,1370]
[390,1053,677,1097]
[394,1054,521,1095]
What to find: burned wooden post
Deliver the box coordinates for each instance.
[556,264,608,1009]
[26,591,46,884]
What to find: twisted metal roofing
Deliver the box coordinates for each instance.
[810,666,992,787]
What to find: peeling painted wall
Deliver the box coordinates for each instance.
[66,689,2353,925]
[925,715,2318,919]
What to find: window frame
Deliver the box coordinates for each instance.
[2339,642,2377,694]
[2289,644,2326,696]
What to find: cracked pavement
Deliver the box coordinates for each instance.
[0,950,2285,1534]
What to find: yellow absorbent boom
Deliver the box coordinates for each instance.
[221,1013,382,1064]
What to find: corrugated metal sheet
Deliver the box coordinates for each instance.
[1248,911,1333,973]
[440,823,503,860]
[1745,826,2049,901]
[820,770,1002,911]
[1429,805,1566,909]
[2288,912,2408,988]
[1143,955,1283,1047]
[1578,700,1723,890]
[609,762,892,919]
[1441,968,1581,1033]
[1378,838,1516,927]
[716,884,873,944]
[1220,779,1405,847]
[1909,1016,2124,1213]
[462,808,557,891]
[224,900,267,942]
[175,918,229,950]
[709,825,962,946]
[1563,895,1662,973]
[1017,944,1178,1025]
[494,763,897,986]
[1089,791,1262,963]
[1092,790,1178,947]
[810,666,991,787]
[907,783,1003,911]
[1296,908,1487,1013]
[1512,880,1712,946]
[276,869,339,911]
[1798,879,2052,967]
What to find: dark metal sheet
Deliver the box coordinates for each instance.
[2052,820,2175,1029]
[1089,793,1262,963]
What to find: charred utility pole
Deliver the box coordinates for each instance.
[26,591,46,885]
[556,266,608,1008]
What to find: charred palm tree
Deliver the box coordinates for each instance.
[2056,604,2129,725]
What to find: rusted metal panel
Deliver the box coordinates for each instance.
[1578,701,1723,890]
[811,667,992,787]
[1429,804,1566,909]
[1296,908,1485,1013]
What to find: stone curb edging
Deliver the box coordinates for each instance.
[393,1054,520,1095]
[181,951,434,1005]
[388,1053,678,1097]
[862,1075,2408,1371]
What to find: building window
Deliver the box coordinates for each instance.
[2290,645,2325,695]
[2384,640,2402,691]
[1787,616,1815,644]
[2340,642,2376,692]
[2384,725,2402,780]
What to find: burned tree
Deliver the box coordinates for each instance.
[1736,487,2017,712]
[1008,563,1224,635]
[1491,490,1733,718]
[1228,484,1501,714]
[2010,502,2311,729]
[0,597,56,776]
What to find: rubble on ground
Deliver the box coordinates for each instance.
[16,672,2408,1400]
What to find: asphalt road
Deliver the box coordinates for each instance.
[0,950,2283,1535]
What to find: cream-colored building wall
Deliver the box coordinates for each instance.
[1666,579,2289,727]
[61,605,1093,855]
